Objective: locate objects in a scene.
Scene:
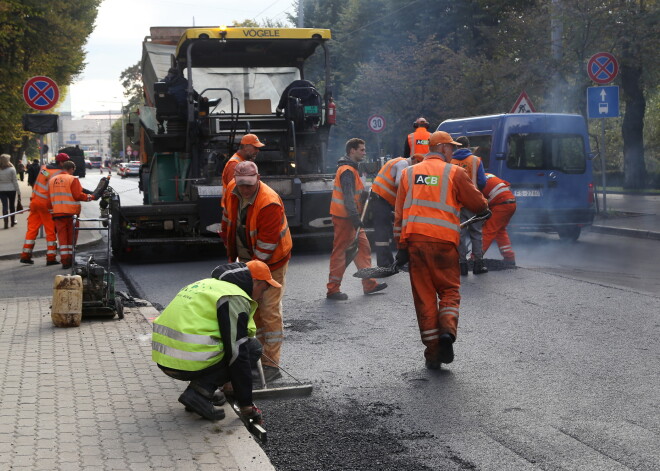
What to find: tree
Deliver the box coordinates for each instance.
[120,62,142,113]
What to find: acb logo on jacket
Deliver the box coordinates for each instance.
[414,174,439,186]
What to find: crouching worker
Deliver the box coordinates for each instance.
[151,260,282,422]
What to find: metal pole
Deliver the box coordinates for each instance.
[120,102,126,161]
[600,118,607,213]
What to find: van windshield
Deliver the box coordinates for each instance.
[506,133,586,174]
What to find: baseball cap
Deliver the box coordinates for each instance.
[234,160,259,186]
[55,152,70,162]
[246,260,282,288]
[429,131,461,147]
[411,153,425,163]
[240,134,265,148]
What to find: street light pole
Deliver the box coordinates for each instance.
[120,101,126,160]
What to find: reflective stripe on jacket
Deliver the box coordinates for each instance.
[407,128,431,155]
[482,173,515,206]
[48,173,85,215]
[329,165,364,217]
[222,180,292,270]
[152,279,257,371]
[450,154,481,183]
[394,156,462,245]
[221,153,246,188]
[32,165,63,208]
[372,157,405,206]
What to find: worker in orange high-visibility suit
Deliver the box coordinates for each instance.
[221,134,265,189]
[47,161,96,269]
[20,153,70,265]
[403,117,431,158]
[394,131,489,370]
[371,153,424,267]
[221,160,292,383]
[326,138,386,301]
[481,173,516,266]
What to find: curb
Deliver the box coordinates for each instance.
[590,225,660,241]
[0,232,103,261]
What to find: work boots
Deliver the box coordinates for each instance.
[473,259,488,275]
[437,333,455,364]
[178,385,225,421]
[460,261,468,276]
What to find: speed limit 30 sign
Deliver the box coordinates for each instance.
[367,114,386,133]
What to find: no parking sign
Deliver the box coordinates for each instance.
[23,76,60,111]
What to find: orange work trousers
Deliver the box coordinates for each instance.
[53,215,79,266]
[408,240,461,362]
[253,261,288,368]
[482,203,516,261]
[22,204,57,262]
[327,216,378,295]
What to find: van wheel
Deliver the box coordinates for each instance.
[558,226,581,242]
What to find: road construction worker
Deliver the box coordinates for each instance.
[152,261,279,422]
[403,117,431,158]
[220,161,292,383]
[47,161,97,269]
[221,134,265,189]
[326,138,387,301]
[450,136,488,275]
[394,131,489,369]
[371,153,424,267]
[481,173,516,266]
[20,152,70,265]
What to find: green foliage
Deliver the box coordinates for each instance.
[120,62,143,113]
[0,0,100,156]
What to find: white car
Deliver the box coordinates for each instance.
[119,162,141,178]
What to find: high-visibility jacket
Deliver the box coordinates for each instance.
[407,128,431,155]
[222,181,292,270]
[152,279,257,371]
[450,153,481,184]
[48,173,90,216]
[395,155,463,246]
[32,165,63,208]
[372,157,405,206]
[222,153,246,188]
[330,165,364,217]
[482,173,515,206]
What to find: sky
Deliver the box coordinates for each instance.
[63,0,296,117]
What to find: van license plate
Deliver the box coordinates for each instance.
[514,189,542,197]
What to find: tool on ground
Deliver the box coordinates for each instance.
[344,189,372,267]
[229,401,267,443]
[71,183,123,319]
[353,210,492,279]
[252,354,313,399]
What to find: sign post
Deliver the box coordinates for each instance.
[586,53,619,213]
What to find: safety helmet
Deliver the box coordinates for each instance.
[413,117,429,129]
[55,153,70,162]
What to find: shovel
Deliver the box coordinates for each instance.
[344,189,371,267]
[353,210,492,279]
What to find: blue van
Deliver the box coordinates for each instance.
[438,113,596,241]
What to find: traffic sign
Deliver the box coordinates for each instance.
[587,52,618,85]
[587,86,619,118]
[510,91,536,114]
[367,114,386,133]
[23,76,60,111]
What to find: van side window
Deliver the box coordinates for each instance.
[468,135,492,170]
[506,133,586,174]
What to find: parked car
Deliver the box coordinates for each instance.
[85,159,93,169]
[119,161,141,178]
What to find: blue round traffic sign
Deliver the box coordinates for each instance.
[587,53,618,85]
[23,76,60,111]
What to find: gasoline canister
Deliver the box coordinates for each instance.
[51,275,83,327]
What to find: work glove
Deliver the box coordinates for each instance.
[395,248,409,268]
[476,209,492,221]
[240,404,263,425]
[349,214,364,229]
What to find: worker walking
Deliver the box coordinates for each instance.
[450,136,488,275]
[221,134,265,188]
[221,161,292,382]
[152,261,279,422]
[481,173,516,266]
[403,117,431,158]
[47,161,97,269]
[20,153,70,266]
[394,131,489,369]
[326,138,386,300]
[371,153,424,267]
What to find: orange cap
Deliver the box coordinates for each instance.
[411,153,425,163]
[246,260,282,288]
[429,131,461,147]
[240,134,265,148]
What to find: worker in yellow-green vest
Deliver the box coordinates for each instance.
[152,260,281,422]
